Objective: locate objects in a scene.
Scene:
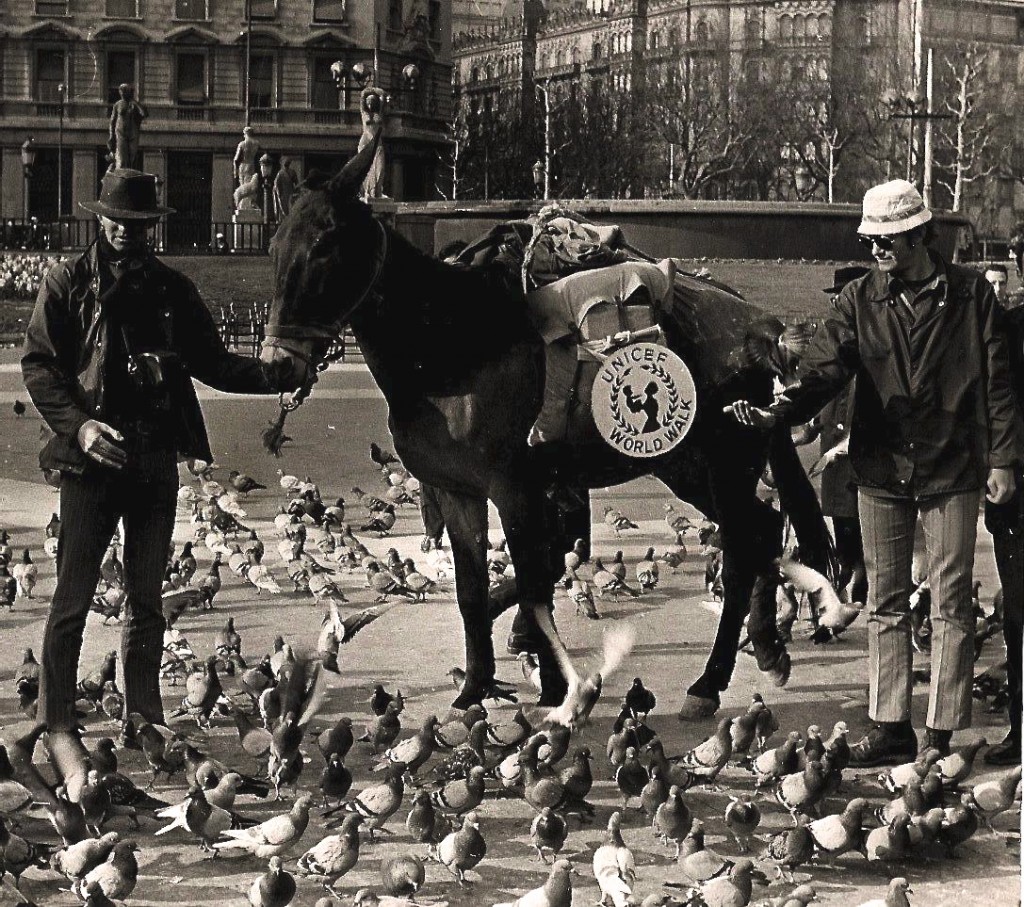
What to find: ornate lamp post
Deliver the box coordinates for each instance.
[20,136,37,222]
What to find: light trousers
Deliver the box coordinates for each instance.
[859,488,981,731]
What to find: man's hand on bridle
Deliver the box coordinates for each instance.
[723,400,778,430]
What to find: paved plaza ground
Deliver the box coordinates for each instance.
[0,345,1019,907]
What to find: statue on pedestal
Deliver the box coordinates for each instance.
[233,126,262,212]
[358,86,389,200]
[273,156,297,220]
[108,84,147,170]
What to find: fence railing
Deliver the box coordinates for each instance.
[0,217,277,255]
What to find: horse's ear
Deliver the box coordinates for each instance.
[327,131,381,200]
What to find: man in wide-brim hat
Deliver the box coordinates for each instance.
[21,168,298,777]
[726,179,1023,767]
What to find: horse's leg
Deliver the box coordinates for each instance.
[430,487,494,709]
[491,468,570,706]
[418,483,446,552]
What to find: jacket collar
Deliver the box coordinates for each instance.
[863,250,956,304]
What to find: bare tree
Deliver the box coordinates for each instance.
[435,94,471,200]
[934,43,1003,212]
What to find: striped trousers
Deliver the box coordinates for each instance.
[40,464,177,732]
[859,488,981,731]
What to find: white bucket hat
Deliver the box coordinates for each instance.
[857,179,932,236]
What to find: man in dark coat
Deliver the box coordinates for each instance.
[21,169,295,775]
[983,269,1024,765]
[728,180,1023,766]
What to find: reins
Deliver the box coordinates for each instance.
[261,218,388,453]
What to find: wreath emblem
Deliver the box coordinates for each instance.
[591,342,698,459]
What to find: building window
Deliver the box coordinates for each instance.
[249,52,274,108]
[429,0,441,39]
[35,48,66,102]
[310,56,338,109]
[105,50,137,104]
[650,30,659,51]
[175,51,206,103]
[470,65,479,82]
[106,0,139,16]
[818,14,830,37]
[250,0,278,18]
[592,41,601,60]
[694,19,708,44]
[35,0,69,15]
[174,0,208,20]
[312,0,346,23]
[779,15,793,41]
[389,0,403,30]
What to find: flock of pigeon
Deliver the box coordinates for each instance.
[0,441,1018,907]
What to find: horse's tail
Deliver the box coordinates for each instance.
[768,425,840,586]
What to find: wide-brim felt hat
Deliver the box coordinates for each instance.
[823,265,871,294]
[857,179,932,236]
[80,168,174,220]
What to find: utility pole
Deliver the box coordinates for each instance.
[923,47,935,207]
[244,0,252,126]
[57,82,65,222]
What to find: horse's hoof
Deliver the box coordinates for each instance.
[764,651,792,688]
[451,690,484,710]
[677,694,718,721]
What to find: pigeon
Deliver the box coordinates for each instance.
[615,746,649,810]
[406,789,448,845]
[760,823,814,883]
[643,737,697,791]
[249,855,297,907]
[12,400,25,417]
[697,858,760,907]
[654,785,691,858]
[11,550,36,599]
[317,717,355,762]
[380,853,425,897]
[604,506,639,534]
[807,797,868,866]
[856,877,913,907]
[937,792,980,855]
[0,815,50,882]
[624,678,656,721]
[530,807,568,863]
[593,811,635,907]
[724,797,761,853]
[753,732,801,788]
[360,702,402,754]
[492,858,574,907]
[679,718,733,786]
[154,785,233,852]
[76,839,140,902]
[865,814,913,862]
[559,746,595,814]
[542,623,635,730]
[680,819,731,883]
[640,763,669,827]
[212,795,314,858]
[966,764,1022,829]
[730,699,766,761]
[231,471,268,494]
[50,832,120,887]
[323,763,405,840]
[592,558,640,598]
[775,760,827,821]
[636,548,659,591]
[434,810,487,884]
[936,738,987,788]
[13,651,39,714]
[776,558,863,634]
[374,714,439,775]
[297,814,362,894]
[879,748,943,794]
[430,766,486,816]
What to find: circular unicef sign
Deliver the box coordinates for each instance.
[591,342,697,458]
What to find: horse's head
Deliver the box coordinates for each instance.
[260,134,386,391]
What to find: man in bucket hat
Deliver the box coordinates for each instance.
[21,169,298,778]
[726,179,1023,765]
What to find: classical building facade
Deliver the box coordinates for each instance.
[0,0,453,249]
[453,0,1024,235]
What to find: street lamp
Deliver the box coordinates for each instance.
[20,136,36,222]
[532,160,545,199]
[57,82,66,225]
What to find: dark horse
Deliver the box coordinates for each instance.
[260,140,834,713]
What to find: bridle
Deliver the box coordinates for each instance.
[263,218,388,412]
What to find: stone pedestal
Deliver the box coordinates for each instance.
[232,208,264,252]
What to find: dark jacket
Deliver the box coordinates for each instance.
[816,380,858,518]
[772,253,1023,498]
[22,240,275,474]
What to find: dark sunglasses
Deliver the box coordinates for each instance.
[857,233,901,251]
